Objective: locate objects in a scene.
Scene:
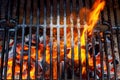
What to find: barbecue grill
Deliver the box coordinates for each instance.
[0,0,120,79]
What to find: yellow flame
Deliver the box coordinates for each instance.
[6,0,106,79]
[67,0,105,74]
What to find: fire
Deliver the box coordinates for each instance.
[67,0,105,74]
[2,0,114,79]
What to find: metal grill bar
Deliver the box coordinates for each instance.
[100,8,106,80]
[0,29,5,79]
[0,0,120,80]
[106,0,117,79]
[76,0,82,79]
[99,33,104,80]
[50,0,53,80]
[12,0,19,79]
[4,30,10,80]
[43,0,47,79]
[27,0,33,79]
[100,3,109,80]
[82,0,89,79]
[5,0,9,20]
[103,32,110,80]
[63,0,67,80]
[19,0,27,79]
[92,33,97,80]
[7,0,11,20]
[0,0,2,20]
[70,0,75,80]
[35,0,40,79]
[89,0,97,78]
[85,31,89,80]
[10,0,13,18]
[112,0,120,63]
[12,26,17,79]
[57,0,60,80]
[77,21,82,80]
[13,24,120,30]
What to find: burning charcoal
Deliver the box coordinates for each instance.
[38,61,43,69]
[37,63,43,78]
[9,39,14,47]
[0,0,120,79]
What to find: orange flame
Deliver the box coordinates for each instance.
[67,0,105,74]
[5,0,107,79]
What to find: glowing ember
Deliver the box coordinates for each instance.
[0,0,116,79]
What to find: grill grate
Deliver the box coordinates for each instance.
[0,0,120,79]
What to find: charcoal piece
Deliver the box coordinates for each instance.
[34,63,43,78]
[89,47,93,56]
[74,67,80,77]
[89,71,94,78]
[111,59,119,65]
[67,66,72,79]
[104,74,107,79]
[23,50,29,55]
[95,44,99,55]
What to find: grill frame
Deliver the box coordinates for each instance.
[0,0,120,79]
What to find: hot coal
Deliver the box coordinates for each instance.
[0,31,119,79]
